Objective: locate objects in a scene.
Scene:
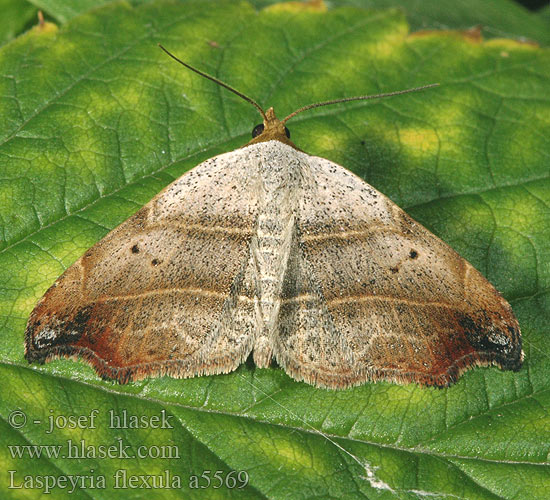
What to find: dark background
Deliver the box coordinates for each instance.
[516,0,548,9]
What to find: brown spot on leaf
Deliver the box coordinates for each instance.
[410,26,483,43]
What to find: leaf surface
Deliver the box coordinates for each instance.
[0,0,37,45]
[1,1,549,498]
[31,0,550,45]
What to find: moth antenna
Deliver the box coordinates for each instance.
[158,44,268,121]
[282,83,440,124]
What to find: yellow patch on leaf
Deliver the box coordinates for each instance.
[264,0,326,14]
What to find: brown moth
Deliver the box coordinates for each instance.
[24,45,523,388]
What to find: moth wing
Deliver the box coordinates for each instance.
[274,155,522,388]
[25,149,260,383]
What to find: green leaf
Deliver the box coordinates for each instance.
[27,0,105,22]
[256,0,550,45]
[1,1,549,498]
[27,0,152,23]
[29,0,550,45]
[0,0,38,45]
[540,5,550,21]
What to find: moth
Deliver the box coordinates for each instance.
[24,45,523,388]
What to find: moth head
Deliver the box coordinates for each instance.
[248,107,294,148]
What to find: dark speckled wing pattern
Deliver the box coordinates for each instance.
[25,148,261,383]
[274,152,522,388]
[25,141,522,387]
